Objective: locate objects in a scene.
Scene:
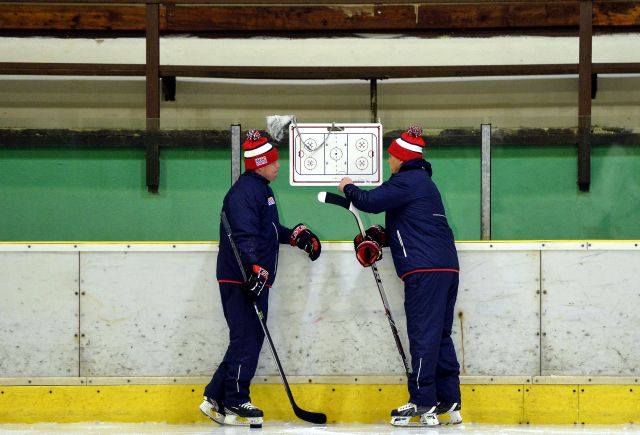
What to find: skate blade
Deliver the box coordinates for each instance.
[390,414,440,427]
[224,414,263,427]
[439,410,463,425]
[199,401,225,425]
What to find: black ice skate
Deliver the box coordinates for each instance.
[390,402,439,426]
[224,401,264,428]
[436,402,462,425]
[199,396,225,425]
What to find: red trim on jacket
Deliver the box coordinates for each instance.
[400,268,460,280]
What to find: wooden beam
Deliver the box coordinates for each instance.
[0,0,636,5]
[3,62,640,79]
[2,127,637,149]
[578,0,593,192]
[146,3,160,193]
[418,2,580,28]
[0,5,152,31]
[165,4,416,32]
[1,2,639,33]
[158,64,580,79]
[0,62,145,75]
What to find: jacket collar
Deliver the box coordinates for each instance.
[398,158,433,177]
[244,170,270,184]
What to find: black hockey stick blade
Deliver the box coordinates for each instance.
[317,191,350,209]
[293,404,327,424]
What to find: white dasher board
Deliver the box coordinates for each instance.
[289,123,383,186]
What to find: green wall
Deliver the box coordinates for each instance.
[0,144,638,241]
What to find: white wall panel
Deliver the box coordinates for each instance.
[0,252,79,376]
[79,252,220,376]
[453,251,541,376]
[541,251,640,376]
[2,245,639,379]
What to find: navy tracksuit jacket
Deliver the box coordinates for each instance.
[205,170,291,407]
[344,158,461,407]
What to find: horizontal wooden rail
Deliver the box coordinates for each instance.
[2,0,638,4]
[1,127,638,149]
[0,63,145,76]
[3,62,640,78]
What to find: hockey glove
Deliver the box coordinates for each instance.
[354,225,388,248]
[365,225,388,247]
[355,239,383,267]
[290,223,322,261]
[243,264,269,301]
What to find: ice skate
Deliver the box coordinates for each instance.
[199,396,225,425]
[390,402,439,427]
[224,401,264,428]
[436,402,462,425]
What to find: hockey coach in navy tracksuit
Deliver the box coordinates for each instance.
[338,125,462,427]
[200,130,321,427]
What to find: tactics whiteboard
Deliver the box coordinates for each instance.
[289,123,383,186]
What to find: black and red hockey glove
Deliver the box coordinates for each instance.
[290,223,322,261]
[353,225,388,249]
[353,225,386,267]
[243,264,269,301]
[365,225,388,247]
[355,239,383,267]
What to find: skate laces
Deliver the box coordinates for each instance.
[240,402,258,410]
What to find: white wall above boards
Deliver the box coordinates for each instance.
[0,252,79,377]
[289,123,383,186]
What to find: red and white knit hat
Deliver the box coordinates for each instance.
[388,125,426,161]
[243,130,278,170]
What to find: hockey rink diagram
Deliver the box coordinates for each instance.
[289,124,383,186]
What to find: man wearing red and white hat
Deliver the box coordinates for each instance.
[339,126,462,427]
[200,130,321,427]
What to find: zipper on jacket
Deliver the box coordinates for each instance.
[396,229,407,257]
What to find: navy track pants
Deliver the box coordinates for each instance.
[204,282,269,407]
[404,271,461,406]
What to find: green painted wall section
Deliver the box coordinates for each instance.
[492,144,640,240]
[0,144,638,241]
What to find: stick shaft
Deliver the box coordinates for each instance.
[318,192,411,378]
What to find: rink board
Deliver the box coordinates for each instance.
[2,241,639,379]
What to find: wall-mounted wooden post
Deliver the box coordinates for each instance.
[146,2,160,193]
[578,0,593,192]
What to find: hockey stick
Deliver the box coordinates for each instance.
[317,191,412,378]
[220,211,327,425]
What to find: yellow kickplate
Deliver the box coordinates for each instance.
[578,385,638,424]
[525,384,578,424]
[0,385,205,424]
[0,383,635,424]
[461,384,523,424]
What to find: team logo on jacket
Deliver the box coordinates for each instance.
[267,196,275,206]
[255,156,268,166]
